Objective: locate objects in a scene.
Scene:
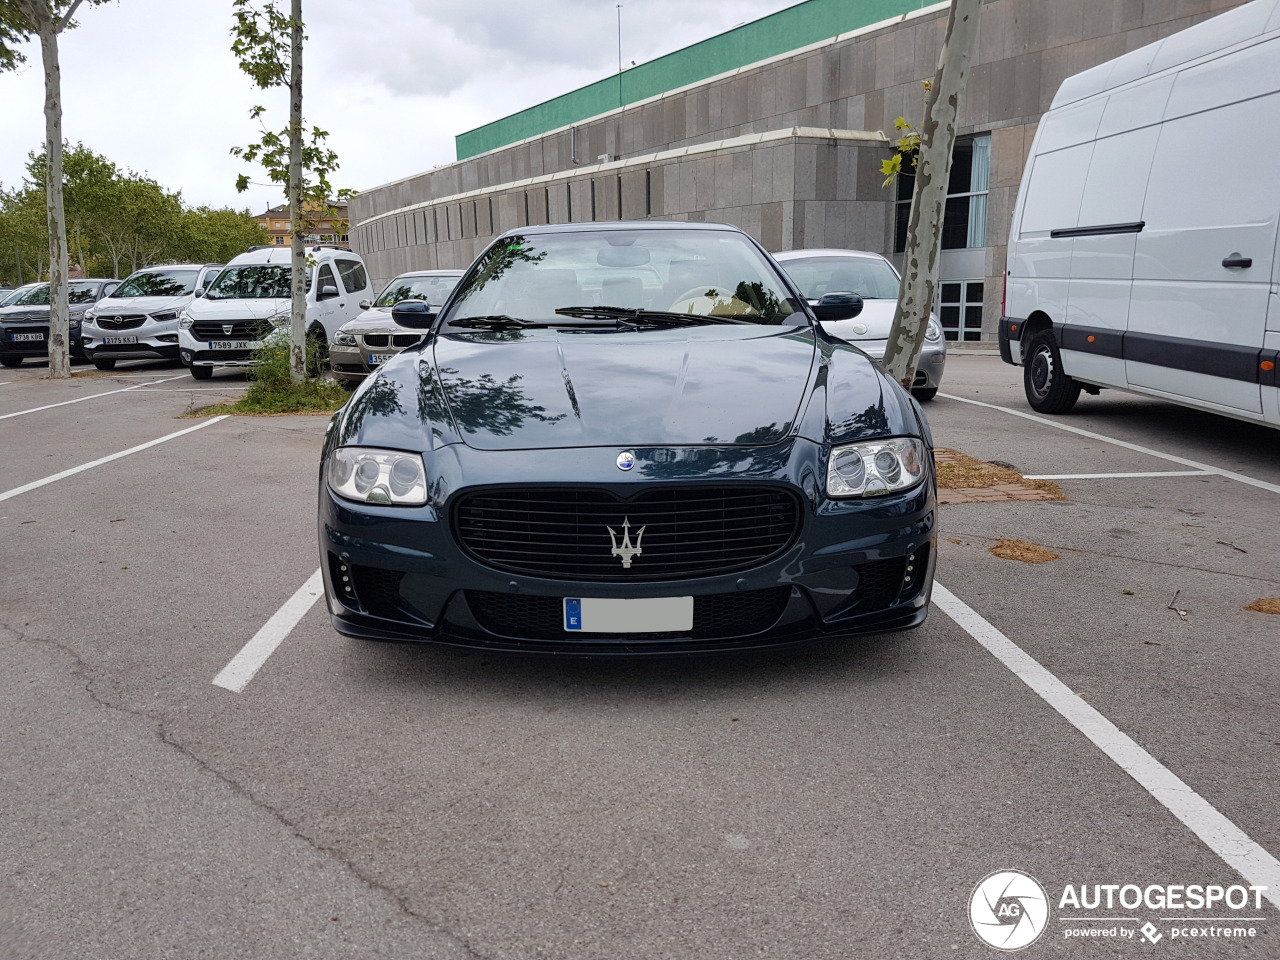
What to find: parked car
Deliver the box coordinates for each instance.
[81,263,223,370]
[0,279,119,367]
[0,283,39,308]
[319,221,937,653]
[774,249,947,402]
[999,0,1280,428]
[330,270,463,385]
[178,245,372,380]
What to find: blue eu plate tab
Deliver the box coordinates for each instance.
[563,598,582,631]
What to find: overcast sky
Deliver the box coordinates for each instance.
[0,0,802,215]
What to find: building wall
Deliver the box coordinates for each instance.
[350,0,1247,339]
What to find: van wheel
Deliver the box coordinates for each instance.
[912,387,937,402]
[92,357,116,371]
[190,365,214,380]
[1023,331,1081,414]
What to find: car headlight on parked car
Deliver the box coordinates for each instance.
[328,447,428,506]
[83,308,95,321]
[268,311,291,328]
[151,310,179,322]
[178,311,194,330]
[925,318,943,342]
[827,438,927,498]
[332,331,358,347]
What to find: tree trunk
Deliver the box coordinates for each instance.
[35,9,70,379]
[288,0,307,383]
[881,0,982,392]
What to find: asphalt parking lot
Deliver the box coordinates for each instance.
[1,353,1278,959]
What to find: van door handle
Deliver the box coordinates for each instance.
[1222,255,1252,268]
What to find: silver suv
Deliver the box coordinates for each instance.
[82,264,223,370]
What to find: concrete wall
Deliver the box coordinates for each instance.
[350,0,1247,339]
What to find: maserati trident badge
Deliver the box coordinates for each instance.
[608,517,645,568]
[616,450,636,471]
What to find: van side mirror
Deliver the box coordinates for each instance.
[194,287,205,298]
[812,292,864,321]
[358,299,372,310]
[391,299,436,329]
[319,283,339,300]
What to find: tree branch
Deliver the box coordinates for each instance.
[56,0,87,34]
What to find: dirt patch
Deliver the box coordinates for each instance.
[989,539,1060,564]
[1244,598,1280,615]
[934,448,1065,504]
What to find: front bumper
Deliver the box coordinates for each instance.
[317,441,937,655]
[998,317,1023,365]
[329,343,368,382]
[83,332,180,361]
[179,329,264,368]
[850,338,946,390]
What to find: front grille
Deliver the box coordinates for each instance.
[454,485,801,581]
[467,586,791,641]
[191,319,272,340]
[392,334,421,347]
[97,314,146,330]
[350,563,408,619]
[361,334,389,347]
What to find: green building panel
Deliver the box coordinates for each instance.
[455,0,924,160]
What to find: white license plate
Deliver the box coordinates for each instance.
[207,340,257,350]
[103,336,137,345]
[13,332,43,342]
[563,596,693,633]
[368,353,395,365]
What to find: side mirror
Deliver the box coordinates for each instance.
[391,299,436,329]
[358,299,372,310]
[812,292,864,321]
[194,287,205,298]
[319,283,339,300]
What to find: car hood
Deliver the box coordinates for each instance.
[185,298,288,321]
[0,302,94,321]
[432,325,818,451]
[338,308,401,335]
[93,294,190,316]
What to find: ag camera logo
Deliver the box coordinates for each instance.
[970,870,1050,951]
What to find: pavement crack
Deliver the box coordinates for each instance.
[0,619,491,960]
[942,533,1280,585]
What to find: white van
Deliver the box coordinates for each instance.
[177,244,371,380]
[999,0,1280,428]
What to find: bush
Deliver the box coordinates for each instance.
[197,333,350,415]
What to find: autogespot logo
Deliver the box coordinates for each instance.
[970,870,1050,951]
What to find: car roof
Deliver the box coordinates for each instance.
[394,270,464,278]
[772,248,889,261]
[225,246,363,267]
[497,220,748,240]
[128,263,223,271]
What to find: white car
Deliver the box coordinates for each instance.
[82,263,222,370]
[774,248,947,401]
[178,245,372,380]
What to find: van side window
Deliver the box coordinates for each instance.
[317,264,340,300]
[335,260,368,294]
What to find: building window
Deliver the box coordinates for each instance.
[274,236,284,245]
[939,280,984,342]
[895,134,991,253]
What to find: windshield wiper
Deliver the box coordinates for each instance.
[450,315,550,330]
[554,305,755,327]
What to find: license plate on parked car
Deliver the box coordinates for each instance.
[13,332,44,342]
[368,353,395,365]
[563,596,694,633]
[103,336,138,345]
[207,340,256,350]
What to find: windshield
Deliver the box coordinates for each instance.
[443,229,803,330]
[13,282,100,306]
[780,256,902,300]
[374,274,460,307]
[204,264,309,300]
[1,285,34,307]
[111,269,200,299]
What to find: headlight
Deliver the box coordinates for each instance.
[151,310,179,322]
[83,308,95,321]
[333,331,358,347]
[178,312,194,330]
[328,447,428,506]
[925,318,943,342]
[70,316,81,327]
[268,311,290,328]
[827,438,927,498]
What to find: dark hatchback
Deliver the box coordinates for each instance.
[318,222,937,654]
[0,279,119,365]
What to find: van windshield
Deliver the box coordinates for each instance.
[205,265,310,300]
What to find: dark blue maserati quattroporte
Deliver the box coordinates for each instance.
[318,221,936,653]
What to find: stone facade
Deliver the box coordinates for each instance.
[350,0,1246,340]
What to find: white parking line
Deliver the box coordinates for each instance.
[212,569,324,693]
[0,375,186,421]
[0,416,228,503]
[939,393,1280,496]
[1022,470,1212,480]
[933,582,1280,908]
